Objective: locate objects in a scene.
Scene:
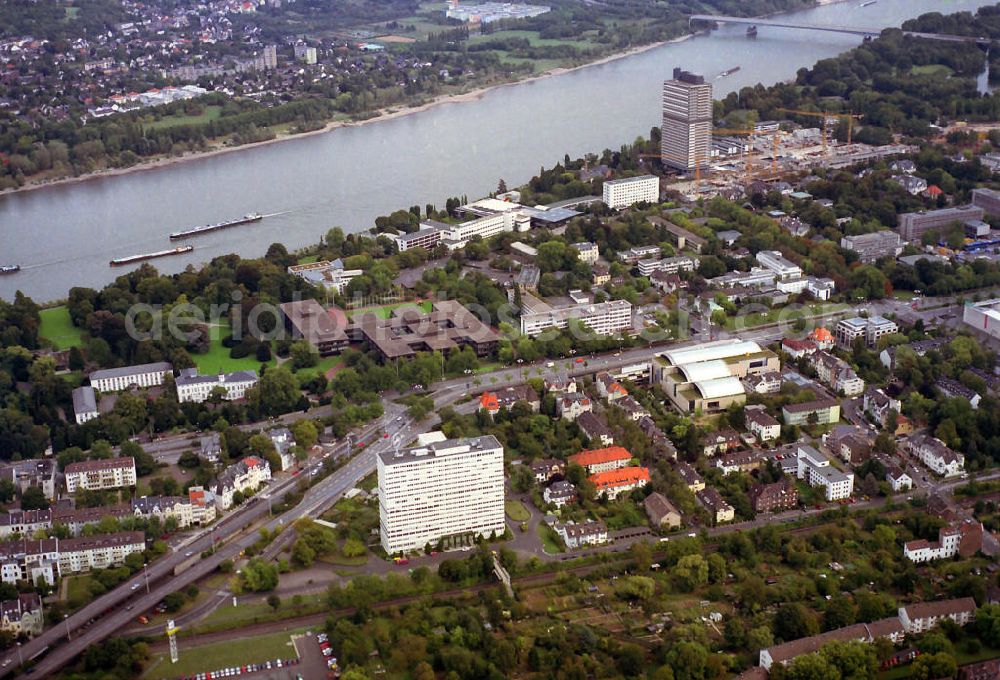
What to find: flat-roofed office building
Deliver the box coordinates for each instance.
[661,68,712,172]
[377,435,505,554]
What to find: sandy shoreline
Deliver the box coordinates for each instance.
[1,36,691,197]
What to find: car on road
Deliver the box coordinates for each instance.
[131,582,141,590]
[185,550,194,557]
[575,358,584,364]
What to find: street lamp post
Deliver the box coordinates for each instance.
[16,643,22,667]
[64,613,71,640]
[143,562,150,595]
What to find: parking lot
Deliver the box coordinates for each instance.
[293,631,337,679]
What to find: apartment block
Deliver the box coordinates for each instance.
[88,362,173,393]
[0,532,145,586]
[636,255,698,277]
[696,487,734,524]
[377,435,505,554]
[898,598,977,634]
[795,445,854,501]
[749,478,798,513]
[393,225,443,252]
[840,231,902,264]
[64,457,137,493]
[213,456,271,510]
[602,175,660,209]
[813,351,865,396]
[897,205,984,242]
[746,406,781,442]
[569,446,632,474]
[279,299,349,356]
[571,241,599,264]
[835,316,898,349]
[908,434,965,477]
[971,186,1000,217]
[589,466,649,500]
[755,250,803,281]
[903,519,983,563]
[0,593,43,637]
[554,520,608,549]
[519,297,633,337]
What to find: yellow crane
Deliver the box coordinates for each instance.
[774,108,863,150]
[710,127,781,182]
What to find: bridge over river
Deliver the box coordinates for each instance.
[689,14,995,46]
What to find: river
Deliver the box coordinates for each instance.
[0,0,994,302]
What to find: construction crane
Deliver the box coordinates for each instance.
[710,127,782,182]
[775,108,863,149]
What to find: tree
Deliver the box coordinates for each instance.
[773,603,819,642]
[21,486,49,511]
[823,595,857,631]
[673,554,708,592]
[289,340,318,370]
[267,594,281,611]
[911,652,957,680]
[342,538,366,558]
[253,367,300,416]
[975,604,1000,647]
[784,653,839,680]
[290,419,319,449]
[238,558,279,592]
[630,541,652,572]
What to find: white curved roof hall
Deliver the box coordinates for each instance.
[678,360,731,383]
[663,340,763,367]
[694,377,746,400]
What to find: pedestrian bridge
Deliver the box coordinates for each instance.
[689,14,995,46]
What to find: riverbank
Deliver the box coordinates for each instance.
[0,35,691,198]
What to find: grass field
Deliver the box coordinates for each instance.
[39,306,83,349]
[346,300,432,320]
[911,63,953,77]
[296,254,320,265]
[537,524,564,554]
[505,500,531,522]
[147,105,224,130]
[466,29,595,50]
[294,355,342,381]
[143,628,303,679]
[192,329,275,375]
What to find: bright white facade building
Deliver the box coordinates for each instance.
[64,457,137,493]
[175,368,259,403]
[795,445,854,501]
[520,298,633,337]
[756,251,803,281]
[377,435,505,554]
[88,362,173,392]
[602,175,660,209]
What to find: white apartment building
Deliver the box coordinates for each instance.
[132,496,195,529]
[796,445,854,501]
[835,316,898,349]
[903,524,965,563]
[175,368,259,403]
[286,260,363,294]
[571,242,600,264]
[377,435,505,555]
[637,255,698,277]
[64,457,137,493]
[393,225,443,252]
[72,386,99,425]
[745,406,781,442]
[520,299,633,337]
[0,594,43,637]
[755,250,803,281]
[814,351,865,396]
[88,362,173,392]
[602,175,660,209]
[554,520,608,549]
[0,532,145,586]
[898,599,977,634]
[213,457,272,510]
[908,434,965,477]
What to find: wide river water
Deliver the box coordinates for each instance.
[0,0,994,302]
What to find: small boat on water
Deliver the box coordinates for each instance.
[860,0,876,6]
[718,66,741,78]
[0,265,20,275]
[169,213,263,240]
[746,25,758,38]
[110,246,194,267]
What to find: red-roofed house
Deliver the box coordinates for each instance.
[569,447,632,474]
[923,185,943,199]
[782,338,817,358]
[589,467,650,500]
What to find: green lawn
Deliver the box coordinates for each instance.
[505,500,531,522]
[147,105,223,130]
[911,64,953,77]
[296,254,320,265]
[39,306,83,349]
[192,329,275,375]
[143,628,303,679]
[65,575,102,609]
[537,524,564,554]
[294,355,342,381]
[346,300,432,320]
[466,29,594,50]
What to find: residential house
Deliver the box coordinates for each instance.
[132,496,193,529]
[175,368,258,403]
[863,387,901,427]
[71,386,99,425]
[0,460,57,501]
[760,618,905,669]
[589,467,650,500]
[576,412,615,447]
[936,378,982,410]
[903,519,984,563]
[268,427,297,471]
[557,393,593,421]
[712,450,765,476]
[614,395,649,421]
[544,374,577,393]
[782,399,841,426]
[749,478,798,513]
[744,372,782,394]
[814,351,865,396]
[908,434,965,477]
[0,593,43,637]
[886,466,912,492]
[213,457,272,510]
[596,373,628,401]
[530,458,565,484]
[796,445,855,501]
[781,338,818,359]
[479,385,541,415]
[644,492,682,529]
[543,481,577,508]
[677,462,704,492]
[554,521,608,549]
[569,447,632,474]
[702,429,741,456]
[832,431,872,466]
[637,416,677,460]
[64,457,137,493]
[697,487,735,524]
[745,406,781,443]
